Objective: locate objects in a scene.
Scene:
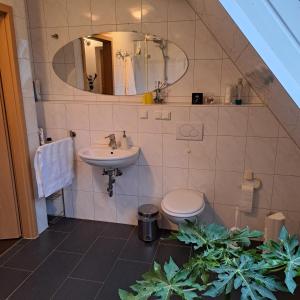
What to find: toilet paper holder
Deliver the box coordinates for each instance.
[241,170,261,190]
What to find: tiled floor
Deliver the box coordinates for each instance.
[1,218,299,300]
[0,218,191,300]
[0,240,19,257]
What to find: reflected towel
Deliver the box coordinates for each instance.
[34,137,74,198]
[124,56,136,95]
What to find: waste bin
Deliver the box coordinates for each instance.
[138,204,159,242]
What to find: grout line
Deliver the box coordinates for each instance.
[0,239,27,263]
[68,276,103,284]
[93,228,136,299]
[0,265,33,273]
[5,230,72,299]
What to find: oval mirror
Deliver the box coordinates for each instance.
[52,32,188,96]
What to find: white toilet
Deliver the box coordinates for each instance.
[161,189,205,225]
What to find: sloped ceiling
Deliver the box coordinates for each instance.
[186,0,300,148]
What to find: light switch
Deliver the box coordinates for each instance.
[162,111,171,120]
[154,111,162,120]
[176,122,203,141]
[139,109,148,119]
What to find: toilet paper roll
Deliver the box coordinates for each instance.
[239,182,254,213]
[264,212,285,241]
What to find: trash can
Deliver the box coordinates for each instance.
[138,204,160,242]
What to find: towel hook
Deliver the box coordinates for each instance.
[69,130,76,138]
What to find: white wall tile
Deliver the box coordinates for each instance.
[276,138,300,176]
[139,133,163,166]
[188,169,215,203]
[73,130,91,160]
[218,106,248,136]
[138,166,163,197]
[66,104,90,130]
[163,134,189,168]
[72,190,94,219]
[27,0,45,28]
[113,105,138,132]
[214,203,239,229]
[189,136,217,170]
[194,60,222,96]
[168,0,195,21]
[162,106,189,134]
[216,136,246,172]
[220,59,242,96]
[94,192,117,222]
[44,0,68,27]
[247,107,279,137]
[195,19,222,59]
[272,175,300,212]
[91,0,116,25]
[245,137,277,175]
[89,104,113,131]
[115,165,138,196]
[43,102,66,129]
[142,0,168,22]
[116,0,142,23]
[73,161,93,191]
[30,28,49,62]
[215,170,243,206]
[163,167,188,194]
[138,107,162,134]
[190,106,219,135]
[240,208,269,231]
[66,0,91,26]
[168,20,195,59]
[253,173,273,209]
[116,195,138,224]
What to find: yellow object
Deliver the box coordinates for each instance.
[142,92,153,104]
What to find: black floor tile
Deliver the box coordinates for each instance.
[58,220,107,254]
[0,267,30,300]
[53,278,102,300]
[159,229,186,247]
[48,217,81,233]
[101,223,134,239]
[154,244,191,267]
[0,239,30,266]
[120,228,159,263]
[71,237,126,282]
[96,260,150,300]
[0,239,19,256]
[9,251,81,300]
[5,231,67,271]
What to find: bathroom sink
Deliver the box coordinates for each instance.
[78,145,140,169]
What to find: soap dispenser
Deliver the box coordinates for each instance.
[121,131,129,150]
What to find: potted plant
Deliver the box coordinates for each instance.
[119,222,300,300]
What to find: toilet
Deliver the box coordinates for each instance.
[161,189,205,225]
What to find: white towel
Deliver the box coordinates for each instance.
[239,183,254,213]
[124,56,136,95]
[34,137,74,198]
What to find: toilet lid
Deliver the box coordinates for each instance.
[161,189,204,215]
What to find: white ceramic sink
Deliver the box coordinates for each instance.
[78,145,140,169]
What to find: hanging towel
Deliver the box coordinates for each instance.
[124,56,136,95]
[34,137,74,198]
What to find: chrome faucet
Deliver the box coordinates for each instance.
[105,134,117,150]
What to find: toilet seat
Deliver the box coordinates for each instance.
[161,189,205,217]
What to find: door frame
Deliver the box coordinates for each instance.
[0,3,37,238]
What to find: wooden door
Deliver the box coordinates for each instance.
[0,72,20,239]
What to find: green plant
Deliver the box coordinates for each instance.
[119,222,300,300]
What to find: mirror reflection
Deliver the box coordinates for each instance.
[52,32,188,96]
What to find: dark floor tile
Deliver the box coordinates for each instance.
[0,239,30,266]
[58,220,107,254]
[159,229,186,247]
[53,278,102,300]
[9,251,81,300]
[119,228,159,263]
[96,260,150,300]
[48,217,81,233]
[154,244,191,267]
[71,237,125,282]
[0,239,19,256]
[101,223,134,239]
[0,267,30,300]
[5,231,67,271]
